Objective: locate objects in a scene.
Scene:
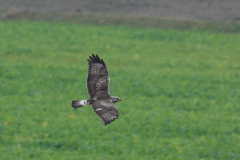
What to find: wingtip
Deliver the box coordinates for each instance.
[103,116,119,126]
[87,54,106,67]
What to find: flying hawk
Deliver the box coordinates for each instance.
[71,54,121,126]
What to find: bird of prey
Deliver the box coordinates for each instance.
[71,54,121,126]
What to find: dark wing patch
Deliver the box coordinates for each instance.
[87,54,110,97]
[92,100,119,126]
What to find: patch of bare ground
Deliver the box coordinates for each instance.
[1,10,240,33]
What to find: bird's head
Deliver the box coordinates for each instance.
[110,96,122,103]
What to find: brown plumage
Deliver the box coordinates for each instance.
[71,54,121,126]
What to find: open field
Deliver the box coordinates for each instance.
[0,21,240,159]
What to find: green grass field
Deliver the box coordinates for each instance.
[0,21,240,160]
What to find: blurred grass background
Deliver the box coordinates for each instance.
[0,20,240,159]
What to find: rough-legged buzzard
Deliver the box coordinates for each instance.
[71,54,121,126]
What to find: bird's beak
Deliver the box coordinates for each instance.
[120,99,122,101]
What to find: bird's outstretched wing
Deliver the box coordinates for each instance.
[92,100,119,126]
[87,54,110,97]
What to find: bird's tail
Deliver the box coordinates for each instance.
[71,99,90,108]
